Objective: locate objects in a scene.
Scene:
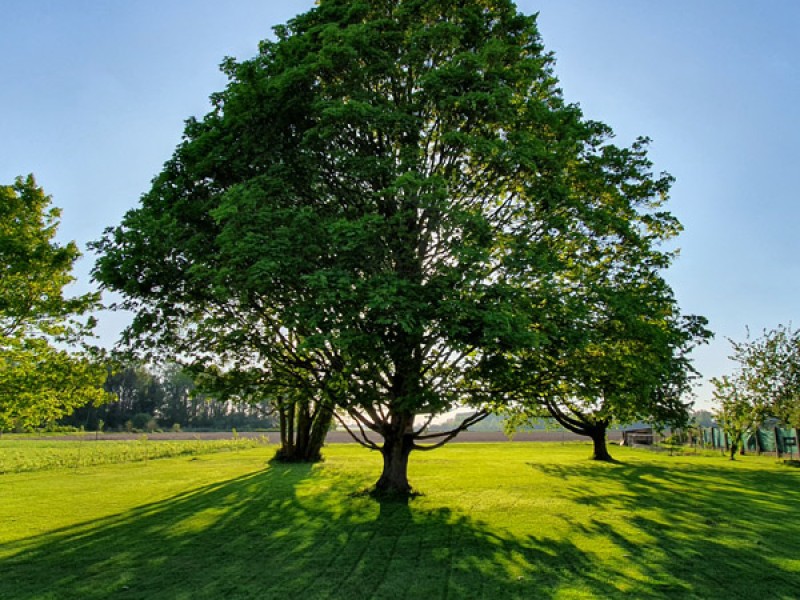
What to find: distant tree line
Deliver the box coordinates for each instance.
[61,363,277,432]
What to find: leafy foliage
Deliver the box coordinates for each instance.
[712,324,800,457]
[93,0,702,490]
[712,375,760,459]
[496,136,711,458]
[505,304,710,460]
[0,176,107,431]
[726,324,800,425]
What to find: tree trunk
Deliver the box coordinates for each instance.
[286,400,295,455]
[374,432,414,496]
[279,402,287,450]
[589,423,613,461]
[302,404,333,462]
[295,402,311,457]
[729,441,738,460]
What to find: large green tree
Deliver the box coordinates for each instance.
[94,0,687,493]
[0,175,107,431]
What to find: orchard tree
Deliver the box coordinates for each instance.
[94,0,690,494]
[712,374,760,460]
[710,324,800,458]
[0,176,107,431]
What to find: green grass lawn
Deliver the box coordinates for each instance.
[1,441,799,599]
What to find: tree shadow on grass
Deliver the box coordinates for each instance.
[529,457,800,598]
[1,461,628,600]
[6,455,796,600]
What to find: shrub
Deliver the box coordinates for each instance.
[131,413,153,432]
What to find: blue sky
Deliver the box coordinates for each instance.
[2,1,799,408]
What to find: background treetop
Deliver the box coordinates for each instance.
[0,175,99,342]
[0,176,107,431]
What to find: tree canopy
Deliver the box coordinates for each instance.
[0,175,107,430]
[93,0,701,493]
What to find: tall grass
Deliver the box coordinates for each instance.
[0,436,269,474]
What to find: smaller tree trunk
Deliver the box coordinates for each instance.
[295,402,311,456]
[589,423,613,461]
[286,400,295,455]
[303,404,333,462]
[279,402,287,450]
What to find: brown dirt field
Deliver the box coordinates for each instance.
[37,430,621,443]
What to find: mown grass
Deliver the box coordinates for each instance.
[1,442,799,599]
[0,436,270,474]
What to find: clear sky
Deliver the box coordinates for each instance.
[2,1,799,408]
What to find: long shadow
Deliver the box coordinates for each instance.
[529,457,800,597]
[0,461,624,600]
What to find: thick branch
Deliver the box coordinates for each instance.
[334,412,381,450]
[544,398,591,436]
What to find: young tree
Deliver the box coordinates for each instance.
[0,176,107,431]
[93,0,688,493]
[712,375,760,460]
